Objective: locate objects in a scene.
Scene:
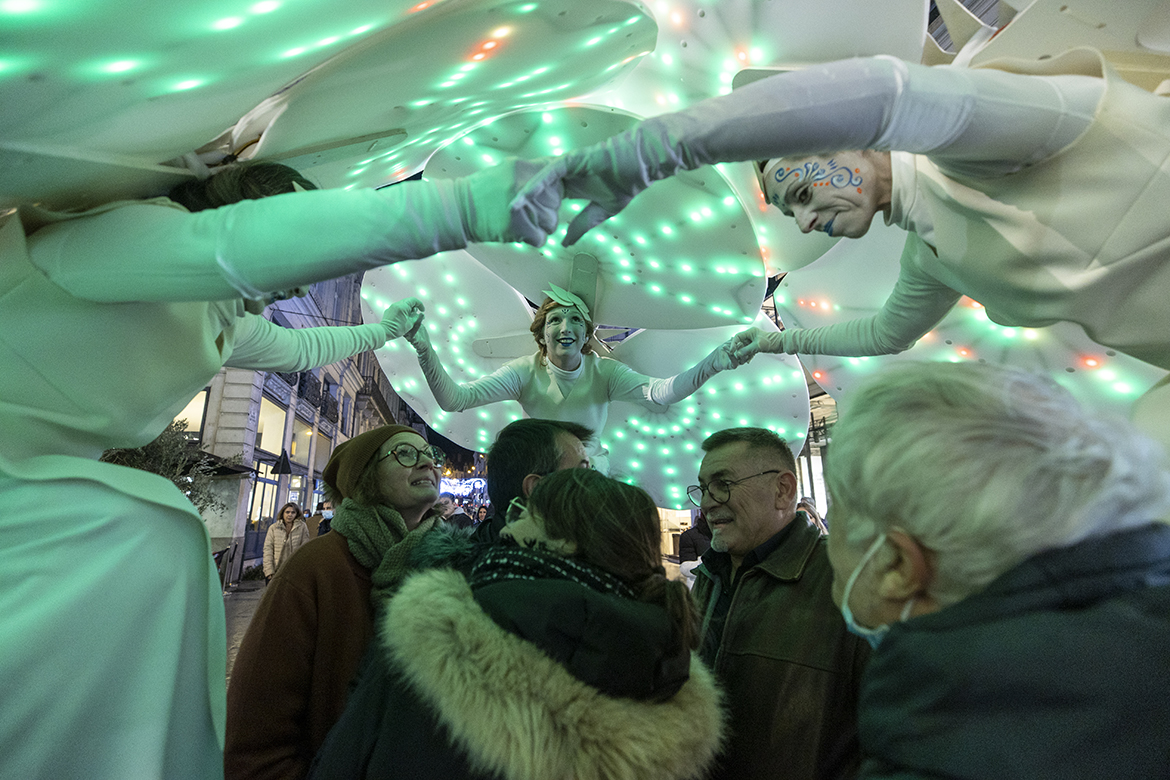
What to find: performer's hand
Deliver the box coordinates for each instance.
[513,126,669,246]
[732,327,788,363]
[711,337,742,372]
[380,297,425,340]
[405,315,432,354]
[455,158,562,247]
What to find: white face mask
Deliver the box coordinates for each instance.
[321,510,334,519]
[839,534,916,650]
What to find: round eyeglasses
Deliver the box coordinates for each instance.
[686,469,781,507]
[378,443,446,469]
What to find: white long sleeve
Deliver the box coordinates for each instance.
[642,342,733,406]
[617,54,1101,177]
[769,236,962,357]
[27,182,473,303]
[415,345,525,412]
[225,315,388,372]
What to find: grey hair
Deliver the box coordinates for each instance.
[826,362,1170,607]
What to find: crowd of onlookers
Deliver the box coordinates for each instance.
[223,361,1170,780]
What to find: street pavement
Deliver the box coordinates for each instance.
[223,580,266,683]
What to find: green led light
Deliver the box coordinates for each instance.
[101,60,139,74]
[1,0,41,12]
[172,79,205,91]
[213,17,243,30]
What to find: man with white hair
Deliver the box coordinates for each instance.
[824,361,1170,780]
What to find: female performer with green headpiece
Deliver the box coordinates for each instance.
[402,284,744,473]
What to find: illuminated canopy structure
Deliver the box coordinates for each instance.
[4,0,1170,506]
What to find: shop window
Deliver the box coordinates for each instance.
[290,417,313,466]
[256,397,287,455]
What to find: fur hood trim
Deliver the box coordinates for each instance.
[382,568,725,780]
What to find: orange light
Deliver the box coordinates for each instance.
[1083,357,1101,368]
[472,53,485,60]
[813,371,824,380]
[958,348,970,357]
[809,301,818,308]
[410,1,431,11]
[483,40,497,50]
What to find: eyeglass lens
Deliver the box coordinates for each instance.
[388,444,446,468]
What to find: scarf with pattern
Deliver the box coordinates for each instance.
[468,544,636,600]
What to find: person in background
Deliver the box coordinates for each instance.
[226,425,444,780]
[470,417,592,544]
[263,503,312,583]
[678,511,712,588]
[799,497,828,535]
[437,492,474,529]
[689,427,868,780]
[475,505,488,525]
[824,361,1170,779]
[0,155,556,780]
[308,468,726,780]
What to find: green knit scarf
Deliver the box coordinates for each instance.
[330,497,436,602]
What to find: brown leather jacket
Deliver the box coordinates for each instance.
[693,520,869,780]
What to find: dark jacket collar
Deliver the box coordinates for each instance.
[699,513,821,585]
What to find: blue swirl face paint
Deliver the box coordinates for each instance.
[761,155,875,238]
[768,158,864,209]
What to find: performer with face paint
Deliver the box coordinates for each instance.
[403,284,744,473]
[515,50,1170,450]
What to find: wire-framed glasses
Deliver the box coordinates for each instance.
[686,469,781,507]
[378,443,446,469]
[505,496,527,524]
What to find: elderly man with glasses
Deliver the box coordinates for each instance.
[687,427,869,780]
[226,425,446,780]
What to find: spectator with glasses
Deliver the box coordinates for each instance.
[688,427,869,780]
[226,425,445,780]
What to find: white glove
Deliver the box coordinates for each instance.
[380,297,425,340]
[453,158,562,247]
[731,328,789,363]
[405,313,433,355]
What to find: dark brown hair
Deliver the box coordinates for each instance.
[526,469,700,652]
[168,160,317,212]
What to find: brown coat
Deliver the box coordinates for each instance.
[692,520,869,780]
[225,531,373,780]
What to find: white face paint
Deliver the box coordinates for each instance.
[763,152,884,239]
[541,305,588,370]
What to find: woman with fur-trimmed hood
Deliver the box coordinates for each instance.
[309,468,725,780]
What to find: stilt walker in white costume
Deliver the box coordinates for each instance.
[0,159,557,779]
[403,284,745,473]
[516,50,1170,453]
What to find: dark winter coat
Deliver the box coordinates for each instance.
[309,562,725,780]
[692,519,869,780]
[858,522,1170,780]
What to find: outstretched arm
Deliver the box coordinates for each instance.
[733,241,962,360]
[607,337,742,407]
[28,160,559,303]
[514,55,1102,242]
[225,297,425,372]
[404,316,524,412]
